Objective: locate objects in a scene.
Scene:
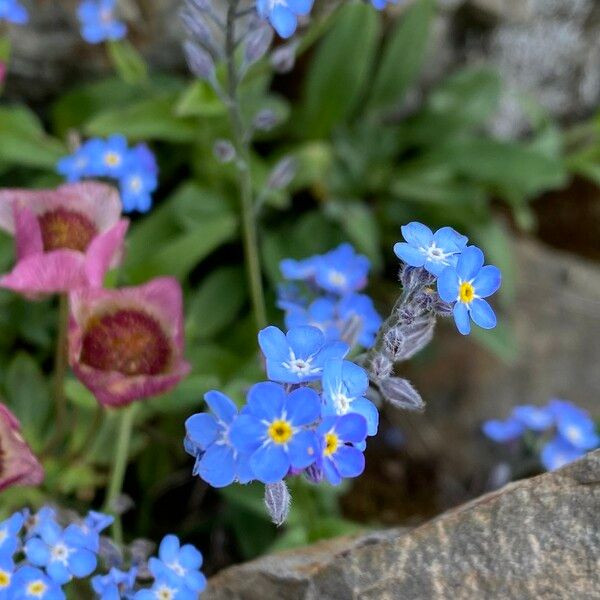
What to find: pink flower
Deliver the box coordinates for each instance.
[68,277,191,408]
[0,182,128,297]
[0,403,44,491]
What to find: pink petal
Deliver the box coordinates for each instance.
[84,219,129,288]
[13,204,43,259]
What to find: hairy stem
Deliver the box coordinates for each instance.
[225,0,268,331]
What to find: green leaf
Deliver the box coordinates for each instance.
[107,39,148,85]
[175,81,226,118]
[145,375,219,414]
[368,0,435,113]
[301,2,380,137]
[0,106,66,169]
[5,353,50,450]
[85,96,197,142]
[187,267,247,340]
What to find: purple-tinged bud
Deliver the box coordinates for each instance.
[369,353,393,381]
[213,139,236,163]
[180,8,215,49]
[253,109,279,132]
[305,464,324,484]
[400,265,435,290]
[399,316,435,361]
[435,299,454,318]
[264,481,291,526]
[383,327,405,360]
[244,22,273,65]
[267,156,297,189]
[184,40,215,80]
[271,43,296,73]
[378,377,425,412]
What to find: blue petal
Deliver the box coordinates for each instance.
[401,222,433,248]
[46,560,71,584]
[335,413,368,443]
[437,267,459,302]
[204,390,237,424]
[482,418,523,443]
[541,436,584,471]
[185,570,207,592]
[179,545,203,570]
[473,265,501,298]
[511,405,553,432]
[247,382,286,420]
[350,398,379,436]
[469,298,496,329]
[258,326,288,361]
[250,444,290,483]
[159,535,180,563]
[393,243,426,268]
[286,326,324,358]
[229,415,265,453]
[287,0,314,15]
[433,226,468,252]
[456,245,484,281]
[68,548,97,578]
[25,538,50,566]
[198,445,236,488]
[287,430,318,469]
[285,387,321,426]
[269,5,297,38]
[453,302,471,335]
[340,361,369,397]
[185,414,219,449]
[315,341,349,366]
[322,458,342,485]
[334,446,365,478]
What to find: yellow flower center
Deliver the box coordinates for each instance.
[27,581,47,596]
[268,420,292,444]
[459,281,475,304]
[324,432,339,456]
[0,570,10,587]
[104,151,121,167]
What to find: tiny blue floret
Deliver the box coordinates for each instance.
[78,0,127,44]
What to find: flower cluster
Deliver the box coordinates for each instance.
[78,0,127,44]
[57,136,158,214]
[0,507,206,598]
[483,399,600,471]
[0,0,27,24]
[278,243,382,350]
[185,324,377,494]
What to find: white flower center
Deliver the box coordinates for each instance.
[282,350,321,377]
[420,242,452,265]
[333,391,352,414]
[129,176,143,192]
[51,542,71,565]
[328,270,347,288]
[565,425,583,445]
[169,561,186,577]
[156,585,176,600]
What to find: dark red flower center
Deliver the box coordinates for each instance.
[38,208,97,252]
[80,309,171,376]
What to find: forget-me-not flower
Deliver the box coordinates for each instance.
[547,399,599,450]
[0,0,28,24]
[0,555,15,597]
[258,325,348,384]
[541,435,586,471]
[11,566,65,600]
[394,222,468,277]
[337,293,382,348]
[512,405,554,432]
[437,246,501,335]
[185,391,253,488]
[280,256,318,282]
[78,0,127,44]
[230,382,320,483]
[256,0,314,39]
[0,512,24,558]
[92,567,137,600]
[314,243,370,295]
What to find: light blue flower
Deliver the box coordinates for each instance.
[322,359,378,436]
[78,511,113,553]
[437,246,501,335]
[147,535,206,596]
[0,512,23,559]
[314,244,370,295]
[258,325,348,384]
[337,293,382,348]
[394,222,468,277]
[92,567,137,600]
[0,555,15,598]
[482,418,524,443]
[119,161,158,214]
[230,382,320,483]
[512,405,554,432]
[185,391,253,488]
[24,520,96,585]
[541,435,585,471]
[56,139,104,182]
[133,572,195,600]
[12,566,65,600]
[317,414,367,485]
[256,0,314,39]
[95,134,129,178]
[23,507,56,540]
[547,399,599,450]
[78,0,127,44]
[0,0,28,24]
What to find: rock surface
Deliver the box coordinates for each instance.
[204,450,600,599]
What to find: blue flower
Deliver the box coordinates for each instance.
[92,567,137,600]
[314,244,370,295]
[258,325,348,384]
[147,535,206,596]
[512,405,554,432]
[284,298,338,341]
[0,0,28,24]
[370,0,398,9]
[0,512,23,559]
[56,139,104,182]
[437,246,502,335]
[482,418,524,443]
[256,0,314,39]
[78,511,114,553]
[11,566,65,600]
[23,508,56,540]
[337,293,382,348]
[547,399,599,450]
[394,222,468,277]
[119,159,158,213]
[94,134,129,178]
[230,382,320,483]
[133,572,195,600]
[322,359,378,436]
[541,435,586,471]
[24,520,97,584]
[185,391,253,488]
[317,414,367,485]
[0,555,15,597]
[78,0,127,44]
[280,256,318,282]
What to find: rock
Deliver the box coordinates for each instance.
[204,450,600,599]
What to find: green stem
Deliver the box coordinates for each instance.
[103,403,138,546]
[225,0,268,331]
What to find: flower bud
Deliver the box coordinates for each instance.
[180,8,215,50]
[383,326,405,360]
[253,109,279,132]
[184,40,215,81]
[264,481,291,526]
[213,139,236,163]
[369,353,393,381]
[271,43,296,73]
[244,22,274,65]
[267,156,297,190]
[378,376,425,412]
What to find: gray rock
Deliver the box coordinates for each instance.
[204,450,600,599]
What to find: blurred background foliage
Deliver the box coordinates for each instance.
[0,0,599,573]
